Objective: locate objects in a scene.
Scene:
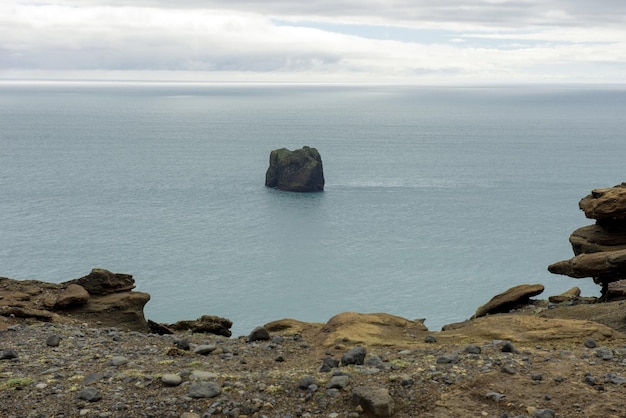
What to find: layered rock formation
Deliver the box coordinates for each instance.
[0,268,150,332]
[265,146,325,192]
[548,183,626,299]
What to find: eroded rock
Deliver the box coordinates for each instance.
[265,146,324,192]
[473,284,544,318]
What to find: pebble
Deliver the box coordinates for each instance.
[595,347,613,360]
[437,354,460,364]
[46,334,62,347]
[161,373,183,386]
[583,338,597,348]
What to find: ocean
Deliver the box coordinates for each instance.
[1,83,625,336]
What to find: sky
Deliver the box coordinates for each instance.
[1,0,626,84]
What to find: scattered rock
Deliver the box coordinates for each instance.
[533,409,556,418]
[485,392,506,402]
[327,375,350,389]
[352,386,394,417]
[247,326,270,342]
[168,315,232,337]
[424,335,437,343]
[464,345,481,354]
[161,373,182,386]
[77,387,102,402]
[265,146,325,192]
[46,334,62,347]
[342,346,366,366]
[320,357,340,372]
[0,349,18,360]
[109,356,129,366]
[437,353,460,364]
[473,284,545,318]
[193,344,217,355]
[187,381,221,398]
[298,376,317,390]
[501,341,519,353]
[584,338,597,348]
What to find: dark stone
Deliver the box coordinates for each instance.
[464,345,482,354]
[77,387,102,402]
[533,408,556,418]
[247,326,270,342]
[174,339,190,350]
[341,347,366,366]
[583,338,597,348]
[298,376,317,389]
[424,335,437,343]
[320,357,340,372]
[437,354,460,364]
[501,341,519,353]
[0,349,18,360]
[46,334,62,347]
[265,146,324,192]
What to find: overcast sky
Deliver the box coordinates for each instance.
[2,0,626,83]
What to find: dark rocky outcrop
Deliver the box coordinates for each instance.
[265,146,324,192]
[549,183,626,299]
[167,314,233,337]
[472,284,544,318]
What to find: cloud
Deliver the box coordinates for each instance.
[1,0,625,83]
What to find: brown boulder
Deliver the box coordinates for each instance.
[54,284,90,308]
[64,268,135,295]
[579,183,626,222]
[473,284,544,318]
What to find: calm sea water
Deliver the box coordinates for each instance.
[1,83,625,336]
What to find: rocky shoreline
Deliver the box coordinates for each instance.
[2,268,626,418]
[3,184,626,417]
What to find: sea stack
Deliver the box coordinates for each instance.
[548,183,626,300]
[265,146,325,192]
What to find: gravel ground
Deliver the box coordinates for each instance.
[2,322,626,418]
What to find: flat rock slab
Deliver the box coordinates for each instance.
[579,183,626,222]
[548,249,626,281]
[473,284,544,318]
